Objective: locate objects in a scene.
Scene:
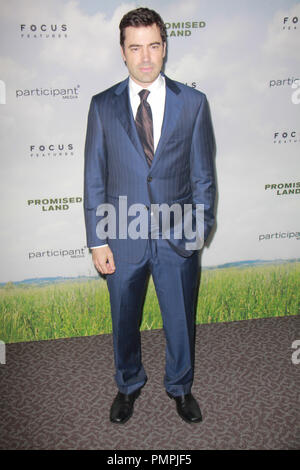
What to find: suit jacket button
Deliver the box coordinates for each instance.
[147,176,152,182]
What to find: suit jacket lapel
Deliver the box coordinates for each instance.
[113,78,149,169]
[151,75,182,170]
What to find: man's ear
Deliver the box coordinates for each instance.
[120,45,126,63]
[162,42,166,59]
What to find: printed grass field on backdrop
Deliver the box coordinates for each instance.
[0,261,299,344]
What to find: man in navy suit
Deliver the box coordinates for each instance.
[84,7,216,424]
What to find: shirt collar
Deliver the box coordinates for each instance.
[129,73,165,98]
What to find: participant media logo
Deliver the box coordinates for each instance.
[16,85,80,100]
[269,77,299,88]
[20,24,68,39]
[258,231,300,241]
[28,246,87,260]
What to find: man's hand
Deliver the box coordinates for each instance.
[92,246,116,275]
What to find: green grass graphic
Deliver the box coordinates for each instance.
[0,262,299,343]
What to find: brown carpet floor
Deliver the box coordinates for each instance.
[0,315,299,450]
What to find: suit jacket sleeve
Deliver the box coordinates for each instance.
[84,96,108,248]
[190,94,216,242]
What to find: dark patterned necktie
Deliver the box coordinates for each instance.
[135,89,154,166]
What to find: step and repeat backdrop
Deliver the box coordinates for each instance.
[0,0,299,343]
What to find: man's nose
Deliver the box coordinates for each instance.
[141,47,150,62]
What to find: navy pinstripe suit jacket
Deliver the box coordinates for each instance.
[84,75,216,263]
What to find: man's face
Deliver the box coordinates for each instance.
[121,24,166,87]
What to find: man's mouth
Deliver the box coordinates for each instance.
[140,66,152,73]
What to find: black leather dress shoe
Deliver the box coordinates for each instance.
[167,392,203,423]
[110,389,141,424]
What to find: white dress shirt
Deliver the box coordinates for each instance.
[91,73,166,249]
[129,73,166,153]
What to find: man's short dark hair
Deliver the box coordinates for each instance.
[119,7,167,48]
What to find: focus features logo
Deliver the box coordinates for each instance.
[20,24,67,38]
[282,16,298,30]
[16,85,80,100]
[273,131,300,144]
[30,144,74,158]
